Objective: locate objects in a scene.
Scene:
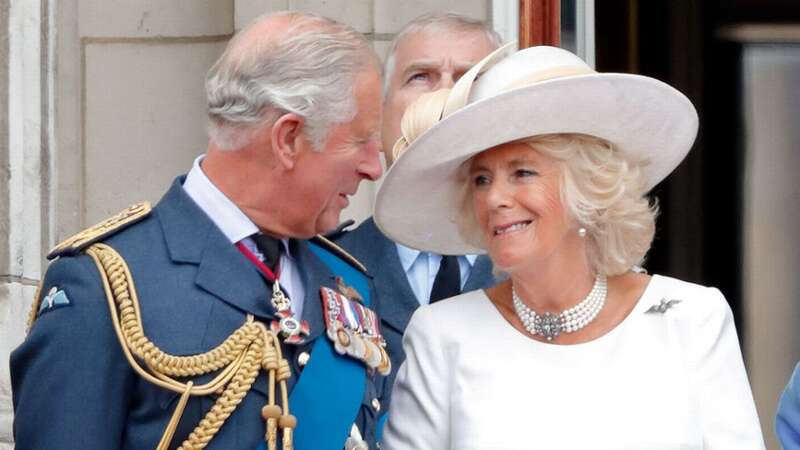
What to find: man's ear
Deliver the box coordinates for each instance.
[271,113,307,170]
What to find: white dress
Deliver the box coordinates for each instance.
[381,275,765,450]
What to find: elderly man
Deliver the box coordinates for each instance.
[336,12,500,411]
[11,12,387,450]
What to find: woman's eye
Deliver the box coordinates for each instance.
[473,175,490,186]
[515,169,537,178]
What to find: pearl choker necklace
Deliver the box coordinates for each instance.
[512,275,608,341]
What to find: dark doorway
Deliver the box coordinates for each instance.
[594,0,800,338]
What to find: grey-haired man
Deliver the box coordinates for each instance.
[12,11,388,450]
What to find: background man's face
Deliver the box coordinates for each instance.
[381,28,496,165]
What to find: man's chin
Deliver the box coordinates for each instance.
[315,214,344,237]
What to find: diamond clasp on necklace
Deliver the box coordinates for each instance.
[534,312,562,341]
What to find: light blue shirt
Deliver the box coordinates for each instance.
[182,155,305,319]
[395,243,478,305]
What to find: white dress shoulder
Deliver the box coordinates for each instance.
[381,275,765,450]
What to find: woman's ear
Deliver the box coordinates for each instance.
[270,113,307,170]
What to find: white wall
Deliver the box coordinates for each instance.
[742,43,800,450]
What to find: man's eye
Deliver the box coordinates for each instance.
[407,72,429,83]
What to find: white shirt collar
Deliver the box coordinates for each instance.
[395,243,478,271]
[183,155,301,315]
[182,155,259,244]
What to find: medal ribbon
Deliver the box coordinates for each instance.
[237,241,309,346]
[236,241,279,281]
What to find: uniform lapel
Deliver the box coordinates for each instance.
[156,177,274,320]
[357,219,420,335]
[464,254,496,291]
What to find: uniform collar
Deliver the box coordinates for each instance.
[156,177,275,319]
[183,155,259,244]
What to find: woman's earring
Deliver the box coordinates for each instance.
[578,227,587,238]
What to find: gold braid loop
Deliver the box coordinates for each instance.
[178,339,264,450]
[98,247,248,377]
[84,243,294,450]
[262,344,279,371]
[276,359,292,382]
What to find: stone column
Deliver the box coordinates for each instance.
[0,0,55,447]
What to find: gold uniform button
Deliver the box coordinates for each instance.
[371,398,381,411]
[298,352,310,367]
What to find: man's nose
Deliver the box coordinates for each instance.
[439,72,456,89]
[359,146,383,181]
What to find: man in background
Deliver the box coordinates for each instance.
[336,12,501,410]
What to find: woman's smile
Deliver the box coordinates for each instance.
[492,220,532,236]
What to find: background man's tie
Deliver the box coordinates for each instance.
[429,255,461,303]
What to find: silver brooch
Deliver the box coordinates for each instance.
[646,298,682,314]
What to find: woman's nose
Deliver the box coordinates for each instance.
[486,180,513,210]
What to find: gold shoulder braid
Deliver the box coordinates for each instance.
[84,243,295,450]
[28,202,153,331]
[48,202,152,259]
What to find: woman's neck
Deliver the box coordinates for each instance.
[509,252,596,312]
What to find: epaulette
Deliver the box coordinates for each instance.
[47,202,152,260]
[311,234,367,274]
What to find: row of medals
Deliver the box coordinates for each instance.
[267,281,374,450]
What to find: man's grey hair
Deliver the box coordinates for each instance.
[206,11,379,151]
[383,12,503,94]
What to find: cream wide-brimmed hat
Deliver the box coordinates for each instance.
[374,45,698,255]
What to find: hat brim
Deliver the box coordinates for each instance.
[374,73,698,255]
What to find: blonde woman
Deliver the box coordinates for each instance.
[375,45,764,450]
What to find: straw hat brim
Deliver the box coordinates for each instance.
[374,72,698,255]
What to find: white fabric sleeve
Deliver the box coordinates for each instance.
[687,287,765,449]
[381,306,451,450]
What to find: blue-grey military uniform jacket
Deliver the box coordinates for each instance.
[335,217,495,408]
[11,178,385,450]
